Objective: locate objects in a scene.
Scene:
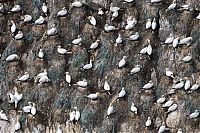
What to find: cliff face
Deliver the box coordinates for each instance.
[0,0,200,133]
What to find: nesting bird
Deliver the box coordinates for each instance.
[76,79,88,87]
[166,0,176,11]
[118,56,127,68]
[38,49,44,59]
[47,24,57,36]
[145,117,152,127]
[0,110,8,121]
[189,110,199,119]
[130,102,138,114]
[162,98,173,108]
[35,16,45,25]
[10,20,16,34]
[165,68,174,78]
[173,79,184,89]
[128,32,139,41]
[142,80,153,89]
[88,16,96,26]
[125,17,137,30]
[164,34,174,44]
[70,1,83,8]
[23,15,32,23]
[15,117,21,131]
[85,92,100,100]
[83,59,93,70]
[98,8,104,16]
[172,36,180,48]
[115,33,123,45]
[56,125,62,133]
[15,31,23,40]
[34,69,48,83]
[118,87,126,99]
[72,35,82,45]
[57,45,72,55]
[18,72,29,82]
[157,95,166,104]
[130,65,140,74]
[146,19,151,29]
[104,76,111,94]
[11,5,21,12]
[8,87,23,109]
[184,77,191,91]
[57,7,67,17]
[182,53,192,62]
[65,72,71,86]
[146,39,152,55]
[90,39,100,49]
[6,54,20,62]
[107,103,115,117]
[167,103,178,113]
[158,122,168,133]
[104,24,118,32]
[179,37,192,45]
[151,18,157,30]
[42,3,48,16]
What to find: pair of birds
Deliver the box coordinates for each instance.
[22,102,36,115]
[139,39,153,56]
[146,18,157,30]
[34,69,50,84]
[69,107,80,122]
[8,87,23,109]
[164,34,192,47]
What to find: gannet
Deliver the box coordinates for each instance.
[98,8,104,16]
[157,95,166,104]
[118,56,127,68]
[140,47,147,54]
[151,18,157,30]
[38,49,44,59]
[143,80,153,89]
[190,82,199,91]
[11,5,21,12]
[107,103,114,117]
[177,128,183,133]
[118,87,126,98]
[88,16,96,26]
[77,79,88,87]
[38,75,50,84]
[184,77,191,91]
[8,87,23,109]
[57,45,72,55]
[128,32,139,41]
[182,53,192,62]
[172,36,179,48]
[42,3,48,16]
[145,117,152,127]
[90,39,100,49]
[75,107,80,121]
[104,24,118,32]
[151,0,162,3]
[162,98,173,108]
[125,18,137,30]
[158,122,168,133]
[31,102,36,115]
[47,24,57,36]
[0,4,4,12]
[130,102,137,114]
[167,103,178,113]
[115,33,122,45]
[18,72,29,82]
[15,118,21,131]
[72,35,82,45]
[164,34,174,44]
[196,13,200,19]
[166,0,176,11]
[165,68,174,78]
[181,3,192,10]
[147,39,152,55]
[15,31,23,40]
[23,15,32,23]
[6,54,20,62]
[70,1,83,8]
[111,11,118,21]
[35,69,47,83]
[69,111,76,121]
[57,7,67,17]
[83,59,93,70]
[174,79,184,89]
[122,0,134,3]
[104,76,111,94]
[35,16,45,25]
[22,102,32,113]
[189,110,199,119]
[56,125,62,133]
[146,19,151,29]
[110,3,120,12]
[0,110,8,121]
[85,92,100,100]
[130,65,140,74]
[11,20,16,34]
[65,72,71,86]
[179,37,192,45]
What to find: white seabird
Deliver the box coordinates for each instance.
[11,20,16,34]
[15,118,21,131]
[8,87,23,109]
[190,82,199,91]
[110,3,120,12]
[107,103,115,117]
[38,75,50,84]
[151,0,162,3]
[151,18,157,30]
[35,69,47,83]
[70,1,83,8]
[38,49,44,59]
[184,77,191,91]
[88,16,96,26]
[118,56,127,68]
[69,110,76,122]
[35,16,45,25]
[72,35,82,45]
[104,24,118,32]
[166,0,176,11]
[128,32,139,41]
[157,95,166,104]
[167,103,178,113]
[165,68,174,78]
[125,18,137,30]
[11,5,21,12]
[111,11,118,21]
[196,13,200,19]
[57,45,72,55]
[83,59,93,70]
[172,36,179,48]
[0,110,8,121]
[140,47,147,54]
[65,72,71,86]
[15,31,23,40]
[181,3,192,11]
[182,53,192,62]
[47,24,57,36]
[57,7,67,17]
[6,54,20,62]
[90,39,100,49]
[0,4,4,12]
[31,102,36,115]
[158,122,169,133]
[85,92,100,100]
[122,0,134,3]
[56,125,62,133]
[164,34,174,44]
[179,37,192,45]
[146,19,151,29]
[174,79,184,89]
[23,15,32,23]
[189,110,199,119]
[18,72,29,82]
[130,65,140,74]
[22,102,32,113]
[98,8,104,16]
[115,33,123,45]
[142,80,153,89]
[147,39,152,55]
[77,79,88,87]
[75,107,80,121]
[177,128,183,133]
[118,87,126,98]
[104,76,111,94]
[42,3,48,16]
[130,102,137,114]
[145,117,152,127]
[162,98,173,108]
